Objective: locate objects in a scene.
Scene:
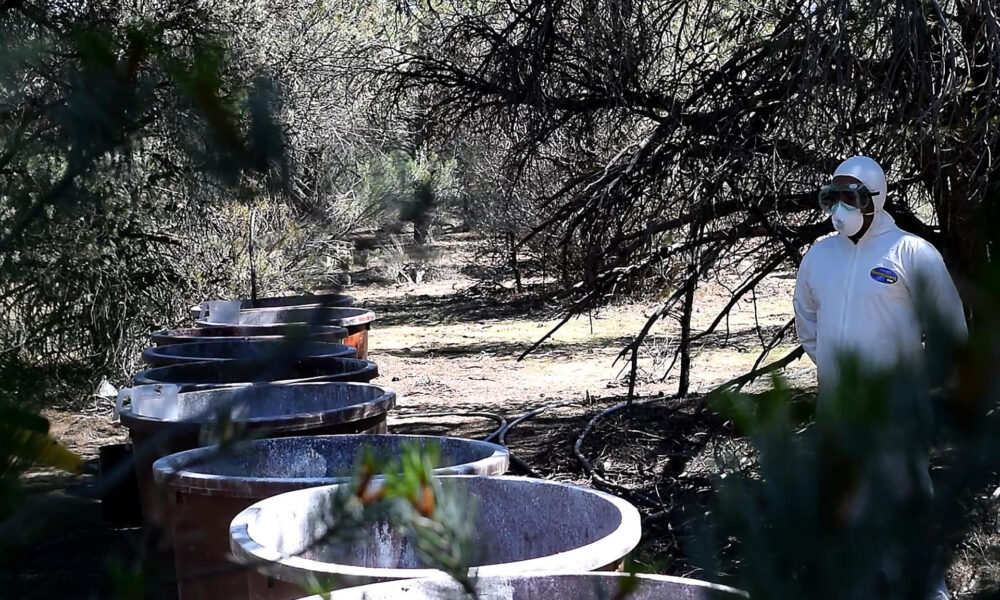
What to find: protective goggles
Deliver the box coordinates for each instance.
[817,183,879,214]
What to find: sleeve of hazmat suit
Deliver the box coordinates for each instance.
[906,239,968,343]
[793,252,819,364]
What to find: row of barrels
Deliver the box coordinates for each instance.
[108,292,744,600]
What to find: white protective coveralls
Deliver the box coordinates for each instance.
[793,156,967,394]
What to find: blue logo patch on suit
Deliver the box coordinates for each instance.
[870,267,899,284]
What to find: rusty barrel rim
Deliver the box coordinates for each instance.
[141,340,357,367]
[119,381,395,435]
[132,357,378,391]
[189,293,356,318]
[151,324,349,346]
[152,435,508,497]
[196,306,376,328]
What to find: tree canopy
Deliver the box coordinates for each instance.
[367,0,1000,393]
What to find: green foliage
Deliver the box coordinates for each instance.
[700,295,998,599]
[0,2,302,404]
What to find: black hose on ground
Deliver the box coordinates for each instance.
[573,395,679,509]
[495,402,580,478]
[497,401,579,446]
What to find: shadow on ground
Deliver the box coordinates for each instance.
[2,472,141,600]
[379,335,636,360]
[365,287,564,327]
[377,324,791,362]
[693,323,790,352]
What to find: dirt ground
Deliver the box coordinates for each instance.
[11,232,1000,598]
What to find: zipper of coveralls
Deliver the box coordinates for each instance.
[838,239,859,345]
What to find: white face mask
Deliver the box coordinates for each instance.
[831,202,864,237]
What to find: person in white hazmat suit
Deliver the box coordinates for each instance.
[793,156,967,395]
[793,156,967,600]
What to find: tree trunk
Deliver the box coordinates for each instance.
[677,270,696,397]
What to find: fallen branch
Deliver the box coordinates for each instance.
[708,345,806,395]
[573,394,679,508]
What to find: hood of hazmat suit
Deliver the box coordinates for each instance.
[793,156,967,395]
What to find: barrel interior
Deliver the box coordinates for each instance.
[250,479,624,568]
